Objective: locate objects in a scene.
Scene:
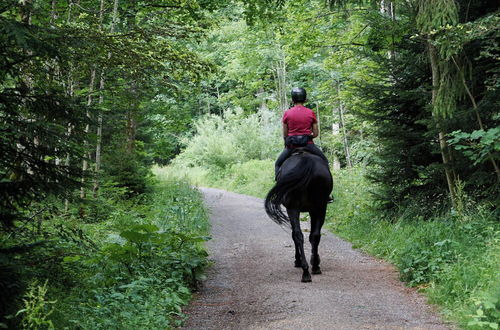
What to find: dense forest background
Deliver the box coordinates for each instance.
[1,0,498,328]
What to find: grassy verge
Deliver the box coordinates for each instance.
[154,159,275,198]
[327,167,499,329]
[2,177,210,329]
[164,160,499,329]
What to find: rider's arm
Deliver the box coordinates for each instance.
[282,123,289,139]
[311,123,319,139]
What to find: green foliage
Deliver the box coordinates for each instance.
[449,128,500,166]
[16,280,56,330]
[0,8,90,226]
[173,107,282,171]
[416,0,459,34]
[328,167,500,328]
[1,178,210,328]
[1,0,219,227]
[74,277,191,329]
[326,166,375,229]
[103,144,153,195]
[219,160,275,197]
[468,285,500,329]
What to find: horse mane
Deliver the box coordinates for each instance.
[264,155,315,227]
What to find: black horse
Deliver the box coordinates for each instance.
[265,149,333,282]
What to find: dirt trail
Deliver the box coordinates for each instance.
[182,187,452,330]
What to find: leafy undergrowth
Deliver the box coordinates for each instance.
[327,167,500,329]
[1,178,210,329]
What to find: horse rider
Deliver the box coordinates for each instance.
[274,87,330,179]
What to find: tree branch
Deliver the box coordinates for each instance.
[311,42,366,48]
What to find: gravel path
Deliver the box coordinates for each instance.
[182,187,452,330]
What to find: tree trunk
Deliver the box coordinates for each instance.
[64,0,76,211]
[125,2,138,154]
[80,68,96,199]
[315,103,322,149]
[380,0,396,60]
[339,101,352,168]
[275,48,288,112]
[67,0,73,24]
[93,71,104,196]
[20,0,33,24]
[428,42,457,207]
[337,84,352,168]
[331,122,341,170]
[451,56,500,183]
[93,0,119,196]
[50,0,58,24]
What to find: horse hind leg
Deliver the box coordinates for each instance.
[294,250,302,268]
[288,208,311,282]
[309,206,326,275]
[309,229,322,275]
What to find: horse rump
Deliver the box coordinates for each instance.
[264,155,315,226]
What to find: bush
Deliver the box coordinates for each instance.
[173,107,282,171]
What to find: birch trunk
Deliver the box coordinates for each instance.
[50,0,57,24]
[80,68,96,199]
[336,84,352,168]
[380,0,396,60]
[127,82,138,153]
[64,0,75,211]
[93,72,104,196]
[125,3,138,154]
[315,103,322,149]
[331,122,341,170]
[339,101,352,168]
[275,48,288,112]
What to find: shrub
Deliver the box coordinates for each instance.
[173,107,282,171]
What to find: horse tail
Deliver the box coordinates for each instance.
[264,156,315,227]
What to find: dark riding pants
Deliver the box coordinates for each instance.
[274,144,329,178]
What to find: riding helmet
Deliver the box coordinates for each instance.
[291,87,307,103]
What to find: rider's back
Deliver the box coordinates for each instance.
[283,105,317,138]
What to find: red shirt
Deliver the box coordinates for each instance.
[282,105,317,143]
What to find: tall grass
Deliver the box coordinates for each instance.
[156,159,275,198]
[327,167,500,329]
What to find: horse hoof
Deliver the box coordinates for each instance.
[301,275,312,282]
[312,268,322,275]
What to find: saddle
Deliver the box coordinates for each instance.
[290,147,309,156]
[275,148,311,181]
[285,135,311,148]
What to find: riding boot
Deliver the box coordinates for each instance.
[275,148,292,181]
